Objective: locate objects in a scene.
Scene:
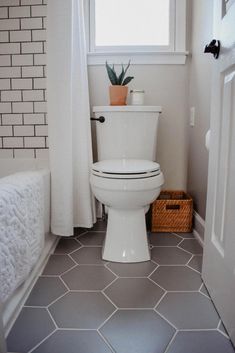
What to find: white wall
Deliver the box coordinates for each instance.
[88,64,189,189]
[187,0,214,220]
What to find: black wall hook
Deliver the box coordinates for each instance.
[204,39,220,59]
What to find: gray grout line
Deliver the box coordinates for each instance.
[165,290,203,293]
[199,290,211,299]
[54,263,78,277]
[148,277,167,292]
[151,258,159,266]
[75,238,82,246]
[176,245,194,256]
[46,307,58,329]
[97,308,118,330]
[59,275,71,292]
[28,329,57,353]
[78,245,103,248]
[217,328,230,339]
[179,328,220,332]
[102,291,118,310]
[46,291,69,308]
[53,327,97,328]
[186,263,201,274]
[199,282,205,291]
[97,330,116,353]
[24,305,45,309]
[66,246,84,256]
[102,277,118,292]
[154,308,178,330]
[185,253,194,265]
[113,307,156,311]
[172,232,195,238]
[164,330,178,353]
[154,290,167,308]
[104,263,117,276]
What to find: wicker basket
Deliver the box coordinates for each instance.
[151,190,193,233]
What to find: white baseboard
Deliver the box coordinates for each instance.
[193,229,204,247]
[3,233,58,336]
[193,211,205,247]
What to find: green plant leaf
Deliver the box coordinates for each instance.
[105,61,118,85]
[117,64,125,85]
[124,60,131,77]
[122,76,134,86]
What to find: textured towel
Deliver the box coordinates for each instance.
[0,172,44,303]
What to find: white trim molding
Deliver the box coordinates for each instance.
[87,51,189,66]
[193,211,205,247]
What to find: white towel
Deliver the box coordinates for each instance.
[0,172,44,303]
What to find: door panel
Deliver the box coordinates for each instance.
[202,0,235,345]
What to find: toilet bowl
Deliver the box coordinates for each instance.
[90,159,164,263]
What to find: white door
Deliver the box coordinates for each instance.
[202,0,235,345]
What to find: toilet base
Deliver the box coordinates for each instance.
[102,208,150,263]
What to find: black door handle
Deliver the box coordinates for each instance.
[90,116,105,123]
[204,39,220,59]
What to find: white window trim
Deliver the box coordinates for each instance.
[86,0,188,65]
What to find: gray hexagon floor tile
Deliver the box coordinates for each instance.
[107,261,156,277]
[167,331,235,353]
[151,247,192,265]
[25,277,68,306]
[32,330,113,353]
[61,265,116,290]
[91,220,107,231]
[42,254,76,275]
[7,307,55,353]
[54,238,81,254]
[179,239,203,254]
[149,233,182,246]
[150,266,202,291]
[188,255,203,272]
[174,232,195,238]
[157,292,220,329]
[49,292,115,329]
[104,278,165,308]
[100,310,175,353]
[70,247,106,264]
[79,231,105,246]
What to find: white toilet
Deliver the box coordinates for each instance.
[90,106,164,263]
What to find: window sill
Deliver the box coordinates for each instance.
[87,51,189,66]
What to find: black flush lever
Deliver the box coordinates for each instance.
[204,39,220,59]
[90,116,105,123]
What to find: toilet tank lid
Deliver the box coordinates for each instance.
[92,159,160,174]
[93,106,162,113]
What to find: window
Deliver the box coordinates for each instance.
[88,0,187,65]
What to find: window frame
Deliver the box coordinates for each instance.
[86,0,188,65]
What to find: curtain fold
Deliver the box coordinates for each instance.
[47,0,96,236]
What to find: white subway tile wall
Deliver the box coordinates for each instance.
[0,0,47,159]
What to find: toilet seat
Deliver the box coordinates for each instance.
[91,159,160,179]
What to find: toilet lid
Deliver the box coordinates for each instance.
[92,159,160,176]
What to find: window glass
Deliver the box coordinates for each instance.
[94,0,170,47]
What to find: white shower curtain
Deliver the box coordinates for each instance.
[47,0,96,236]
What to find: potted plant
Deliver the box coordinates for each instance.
[106,61,134,106]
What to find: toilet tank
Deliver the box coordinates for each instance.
[93,106,162,161]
